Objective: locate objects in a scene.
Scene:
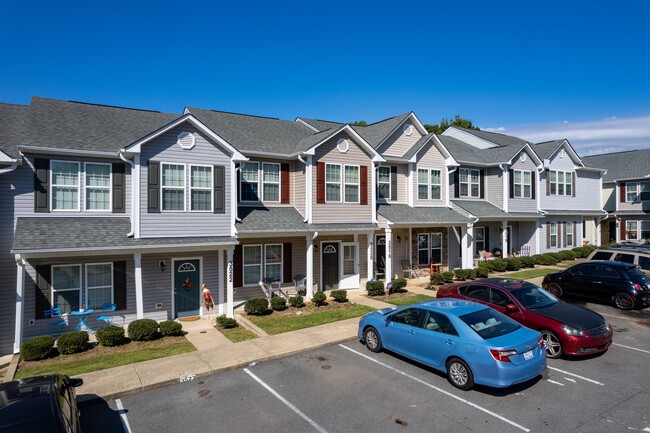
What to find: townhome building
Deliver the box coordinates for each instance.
[583,149,650,243]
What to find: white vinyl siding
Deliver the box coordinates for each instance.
[377,166,390,200]
[86,263,113,310]
[52,264,82,313]
[51,161,80,211]
[190,165,213,211]
[262,163,280,202]
[85,163,111,211]
[161,163,185,211]
[241,162,260,202]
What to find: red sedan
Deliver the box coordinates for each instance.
[436,278,613,358]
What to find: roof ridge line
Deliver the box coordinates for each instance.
[189,107,281,121]
[66,100,165,114]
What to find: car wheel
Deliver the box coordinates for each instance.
[541,330,563,359]
[613,293,635,310]
[446,357,474,391]
[547,283,563,298]
[364,327,382,353]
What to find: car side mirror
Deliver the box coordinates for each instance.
[69,378,83,388]
[505,304,518,313]
[385,315,392,325]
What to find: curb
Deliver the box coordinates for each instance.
[2,354,20,383]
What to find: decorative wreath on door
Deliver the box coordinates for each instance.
[182,278,192,290]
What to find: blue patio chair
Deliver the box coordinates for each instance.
[43,308,66,336]
[96,303,116,328]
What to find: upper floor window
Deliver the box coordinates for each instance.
[162,163,185,211]
[326,163,341,202]
[344,165,359,203]
[377,166,391,200]
[459,168,480,198]
[190,165,213,211]
[262,163,280,202]
[241,162,259,202]
[85,163,111,211]
[625,181,650,202]
[324,163,359,203]
[417,169,442,200]
[51,161,80,211]
[513,170,532,198]
[550,170,572,196]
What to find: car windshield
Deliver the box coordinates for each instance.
[510,285,559,309]
[459,308,521,340]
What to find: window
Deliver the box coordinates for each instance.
[86,263,113,310]
[550,222,558,248]
[264,244,282,282]
[162,163,185,211]
[431,169,441,200]
[639,256,650,271]
[190,165,213,211]
[626,221,638,240]
[641,182,650,201]
[431,233,442,264]
[592,251,612,260]
[417,169,429,200]
[241,162,259,202]
[243,245,262,286]
[51,161,80,211]
[417,169,441,200]
[466,285,490,302]
[475,227,485,253]
[573,263,600,277]
[613,253,635,264]
[626,182,638,202]
[566,222,573,247]
[550,170,572,196]
[390,308,421,327]
[424,311,457,335]
[325,163,341,202]
[459,168,480,198]
[418,234,429,266]
[642,221,650,239]
[513,170,532,198]
[377,166,390,200]
[602,266,619,279]
[85,163,111,211]
[344,244,356,275]
[344,165,359,203]
[262,163,280,202]
[489,288,512,307]
[52,265,81,314]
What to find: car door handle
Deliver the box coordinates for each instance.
[408,330,416,335]
[593,281,602,284]
[446,339,455,345]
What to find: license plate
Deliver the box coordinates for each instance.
[523,350,534,361]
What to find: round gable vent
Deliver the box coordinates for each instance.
[403,123,413,136]
[337,138,349,153]
[177,131,196,150]
[520,153,527,162]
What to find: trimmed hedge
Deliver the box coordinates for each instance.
[491,259,508,272]
[519,256,536,268]
[549,252,563,262]
[478,262,494,272]
[366,281,385,296]
[430,273,446,285]
[476,267,489,278]
[441,271,455,283]
[330,290,348,302]
[21,336,55,361]
[390,278,408,293]
[245,298,269,316]
[454,269,472,281]
[57,331,89,354]
[312,291,327,306]
[541,253,559,266]
[558,250,577,261]
[270,297,287,311]
[95,325,126,347]
[216,316,238,328]
[159,320,183,336]
[289,296,304,308]
[128,318,160,341]
[505,258,522,271]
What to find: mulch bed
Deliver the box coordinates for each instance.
[243,300,357,319]
[365,290,420,301]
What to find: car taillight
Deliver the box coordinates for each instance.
[537,336,544,349]
[490,349,518,362]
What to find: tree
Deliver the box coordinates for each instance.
[424,115,479,134]
[350,120,367,126]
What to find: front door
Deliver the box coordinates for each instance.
[376,236,386,279]
[174,259,200,318]
[322,243,339,291]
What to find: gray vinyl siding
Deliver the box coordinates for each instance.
[514,220,538,255]
[379,122,423,157]
[448,227,462,270]
[239,157,297,208]
[358,234,368,281]
[413,141,447,206]
[538,218,582,253]
[509,151,538,213]
[312,132,373,223]
[540,150,601,211]
[486,167,503,209]
[140,124,232,238]
[292,160,306,217]
[617,179,650,212]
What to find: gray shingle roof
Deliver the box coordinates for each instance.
[438,133,531,165]
[583,149,650,182]
[297,118,343,132]
[377,204,471,225]
[355,112,412,149]
[236,207,309,233]
[12,217,236,252]
[402,134,435,160]
[452,200,542,219]
[533,140,565,160]
[0,102,31,159]
[452,127,530,148]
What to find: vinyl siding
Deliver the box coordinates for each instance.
[448,227,462,270]
[413,141,447,207]
[378,122,423,157]
[509,151,538,213]
[292,160,306,217]
[538,218,582,253]
[540,150,602,211]
[449,166,503,208]
[603,184,615,212]
[140,124,232,238]
[617,180,650,212]
[387,228,408,280]
[377,163,408,205]
[239,157,296,208]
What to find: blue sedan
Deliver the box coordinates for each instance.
[358,299,547,390]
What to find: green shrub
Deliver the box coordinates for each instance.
[216,316,238,328]
[505,258,522,271]
[531,254,545,265]
[491,259,508,272]
[244,298,269,316]
[159,320,183,336]
[128,318,160,341]
[366,281,385,296]
[441,271,455,283]
[95,325,126,347]
[476,267,489,278]
[430,273,446,285]
[572,246,589,258]
[540,253,559,266]
[289,296,304,308]
[21,336,55,361]
[270,297,287,311]
[390,278,408,293]
[558,250,577,261]
[519,256,536,268]
[478,262,494,272]
[330,290,348,302]
[549,252,563,262]
[57,331,89,354]
[454,269,471,281]
[312,291,327,306]
[467,268,478,279]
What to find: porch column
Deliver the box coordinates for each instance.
[218,249,224,316]
[616,218,621,243]
[501,220,508,258]
[227,248,234,318]
[408,227,413,266]
[134,253,144,319]
[13,256,25,354]
[460,225,469,270]
[465,224,474,269]
[385,226,393,284]
[596,218,602,246]
[367,232,374,282]
[306,235,314,299]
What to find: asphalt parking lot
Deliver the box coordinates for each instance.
[83,301,650,433]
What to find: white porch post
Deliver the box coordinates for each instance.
[465,224,474,269]
[218,249,224,316]
[226,248,234,318]
[134,253,144,319]
[408,227,413,266]
[460,225,469,270]
[385,226,393,284]
[596,218,602,246]
[502,220,508,258]
[13,256,25,354]
[367,232,374,281]
[306,235,314,299]
[616,218,621,243]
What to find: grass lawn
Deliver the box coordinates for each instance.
[218,327,258,343]
[503,268,557,280]
[15,340,196,379]
[557,262,578,268]
[249,304,374,335]
[385,294,435,306]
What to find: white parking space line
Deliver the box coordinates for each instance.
[613,343,650,355]
[115,399,133,433]
[547,380,565,386]
[598,311,648,324]
[564,378,577,383]
[547,366,604,386]
[339,344,530,433]
[243,368,329,433]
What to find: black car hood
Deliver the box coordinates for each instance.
[532,302,604,330]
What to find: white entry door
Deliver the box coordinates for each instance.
[340,242,359,289]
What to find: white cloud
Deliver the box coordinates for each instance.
[490,115,650,155]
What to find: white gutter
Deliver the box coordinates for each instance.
[0,162,18,174]
[119,151,136,237]
[312,231,319,240]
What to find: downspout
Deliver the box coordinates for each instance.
[119,151,136,237]
[447,166,457,208]
[0,162,18,174]
[499,163,508,213]
[298,155,309,222]
[234,164,241,222]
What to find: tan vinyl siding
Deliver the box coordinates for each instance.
[413,141,447,206]
[292,160,306,217]
[603,184,615,212]
[379,122,423,157]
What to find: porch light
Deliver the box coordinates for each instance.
[159,260,166,272]
[397,236,402,243]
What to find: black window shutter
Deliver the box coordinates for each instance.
[454,169,460,198]
[34,158,50,213]
[283,243,292,284]
[509,169,514,199]
[233,244,243,288]
[214,165,225,214]
[485,227,490,252]
[572,172,576,197]
[35,265,52,319]
[113,261,127,311]
[390,166,397,201]
[147,161,160,213]
[531,171,536,200]
[479,170,485,199]
[112,163,125,213]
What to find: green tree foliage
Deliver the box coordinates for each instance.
[350,120,367,126]
[424,115,479,134]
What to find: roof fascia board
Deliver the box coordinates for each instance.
[576,166,607,173]
[455,160,505,167]
[294,118,320,132]
[376,112,427,151]
[240,150,297,160]
[0,150,18,163]
[303,125,385,162]
[12,238,239,255]
[562,139,585,167]
[17,146,119,159]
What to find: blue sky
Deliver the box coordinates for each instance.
[1,0,649,154]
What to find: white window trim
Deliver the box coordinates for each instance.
[550,170,572,196]
[84,162,112,212]
[85,262,114,310]
[513,169,532,198]
[50,160,81,212]
[344,164,360,204]
[261,162,281,203]
[566,222,573,247]
[377,166,391,200]
[430,233,443,264]
[190,164,213,212]
[51,264,82,313]
[459,168,480,198]
[626,221,639,241]
[417,168,429,200]
[417,233,429,266]
[626,182,639,203]
[430,169,442,200]
[243,244,263,287]
[161,163,187,212]
[342,243,357,276]
[550,222,558,248]
[475,227,485,253]
[264,244,283,282]
[240,161,261,203]
[325,163,342,203]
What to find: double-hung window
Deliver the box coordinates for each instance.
[344,165,359,203]
[190,165,213,211]
[85,163,111,211]
[162,163,185,211]
[377,166,391,200]
[626,182,639,202]
[566,222,573,246]
[51,161,80,211]
[417,169,442,200]
[243,245,262,286]
[325,163,341,202]
[241,162,259,202]
[430,169,441,200]
[640,182,650,201]
[418,234,429,266]
[264,244,282,282]
[641,221,650,239]
[626,221,638,240]
[343,244,356,275]
[513,170,532,198]
[52,265,82,313]
[475,227,485,253]
[550,170,572,196]
[550,222,558,247]
[459,168,480,198]
[418,169,429,200]
[262,163,280,202]
[86,263,113,310]
[431,233,442,264]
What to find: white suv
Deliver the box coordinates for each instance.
[587,244,650,279]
